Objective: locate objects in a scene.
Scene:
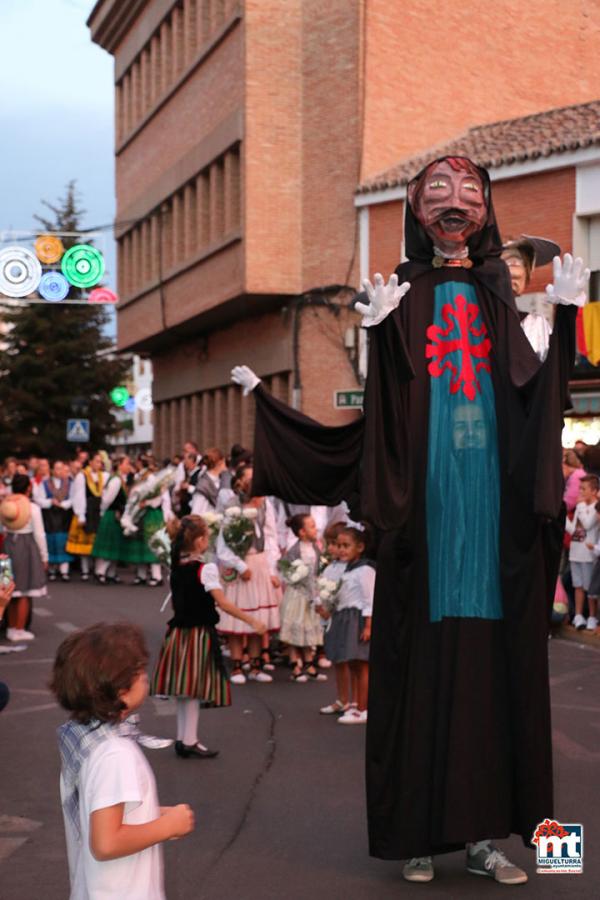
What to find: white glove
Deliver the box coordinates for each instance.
[355,273,411,327]
[231,365,260,396]
[545,254,590,307]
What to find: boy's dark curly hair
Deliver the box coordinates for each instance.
[50,622,149,724]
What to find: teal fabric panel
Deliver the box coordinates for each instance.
[426,280,503,622]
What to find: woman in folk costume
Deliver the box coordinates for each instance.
[216,463,281,684]
[65,452,106,582]
[191,448,228,515]
[91,455,132,584]
[123,457,173,587]
[33,460,73,582]
[231,156,589,885]
[0,474,47,642]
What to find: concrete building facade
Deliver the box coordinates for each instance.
[88,0,600,457]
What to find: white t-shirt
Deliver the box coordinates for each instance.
[61,736,165,900]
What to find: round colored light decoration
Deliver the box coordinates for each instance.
[124,397,136,413]
[34,234,64,264]
[88,287,118,304]
[0,246,42,297]
[39,271,70,302]
[61,244,105,289]
[110,386,129,407]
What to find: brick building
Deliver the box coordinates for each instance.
[87,0,600,457]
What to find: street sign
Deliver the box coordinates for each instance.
[66,418,90,442]
[334,389,364,409]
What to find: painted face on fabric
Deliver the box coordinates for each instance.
[452,403,487,450]
[412,160,487,254]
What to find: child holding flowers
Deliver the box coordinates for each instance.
[278,513,327,683]
[316,526,375,724]
[216,465,281,684]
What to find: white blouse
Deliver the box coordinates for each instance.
[336,564,375,617]
[10,502,48,563]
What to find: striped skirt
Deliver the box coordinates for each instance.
[151,625,231,706]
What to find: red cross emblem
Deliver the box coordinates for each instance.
[425,293,491,401]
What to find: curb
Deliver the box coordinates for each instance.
[555,622,600,650]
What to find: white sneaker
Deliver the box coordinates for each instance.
[338,708,367,725]
[248,670,273,683]
[18,630,35,641]
[6,628,34,642]
[402,856,434,883]
[230,672,247,685]
[586,616,598,631]
[572,614,587,630]
[320,700,349,715]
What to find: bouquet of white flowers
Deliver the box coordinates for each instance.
[278,557,311,587]
[121,467,176,536]
[200,510,224,548]
[220,506,259,581]
[316,574,341,611]
[148,526,171,567]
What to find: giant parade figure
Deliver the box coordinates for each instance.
[231,156,589,885]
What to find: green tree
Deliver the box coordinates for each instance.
[0,182,129,457]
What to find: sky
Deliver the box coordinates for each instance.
[0,0,117,333]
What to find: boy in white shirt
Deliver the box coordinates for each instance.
[51,622,194,899]
[565,474,600,629]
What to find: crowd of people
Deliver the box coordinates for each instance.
[0,441,375,726]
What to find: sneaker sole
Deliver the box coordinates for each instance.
[466,866,527,884]
[402,872,434,883]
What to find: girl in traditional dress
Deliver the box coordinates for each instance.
[92,455,132,585]
[125,459,173,587]
[216,464,281,684]
[65,453,106,582]
[0,474,47,641]
[279,513,327,682]
[317,527,374,725]
[34,460,73,582]
[152,516,266,758]
[318,521,355,713]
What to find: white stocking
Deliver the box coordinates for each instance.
[176,698,199,746]
[81,557,90,575]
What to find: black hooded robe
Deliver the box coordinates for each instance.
[251,161,575,859]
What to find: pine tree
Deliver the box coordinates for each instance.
[0,182,129,457]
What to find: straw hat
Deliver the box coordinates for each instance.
[0,493,31,531]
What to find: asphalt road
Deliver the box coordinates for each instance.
[1,576,598,899]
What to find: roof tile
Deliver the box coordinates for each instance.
[357,100,600,194]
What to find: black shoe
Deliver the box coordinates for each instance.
[133,577,147,586]
[60,573,70,582]
[174,740,219,759]
[94,574,107,585]
[106,575,122,584]
[48,572,57,582]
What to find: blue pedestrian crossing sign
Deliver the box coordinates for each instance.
[66,418,90,442]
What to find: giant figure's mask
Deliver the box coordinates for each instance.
[408,157,487,258]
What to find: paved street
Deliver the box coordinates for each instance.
[1,578,599,899]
